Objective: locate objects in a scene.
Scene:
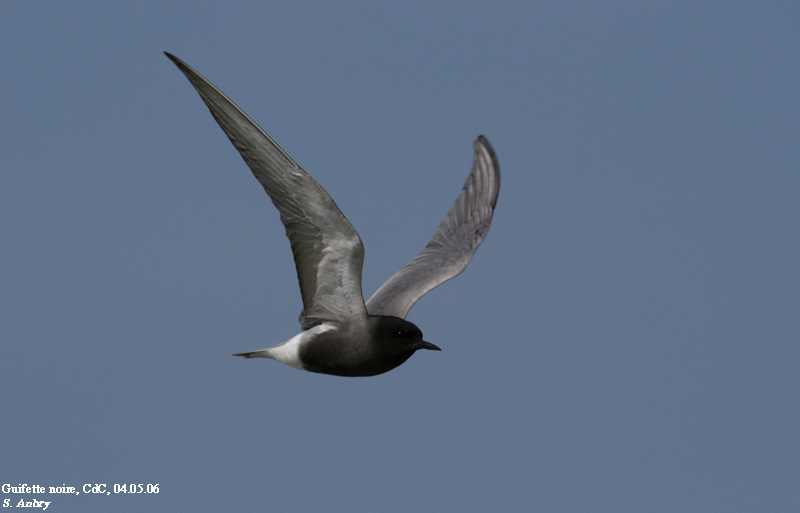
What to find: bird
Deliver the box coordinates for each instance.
[165,52,500,377]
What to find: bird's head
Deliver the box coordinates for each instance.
[373,315,441,353]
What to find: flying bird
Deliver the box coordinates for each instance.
[165,52,500,377]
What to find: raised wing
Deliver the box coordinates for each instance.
[366,136,500,318]
[166,53,367,330]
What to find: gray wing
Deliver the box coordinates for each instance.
[166,53,367,330]
[366,136,500,318]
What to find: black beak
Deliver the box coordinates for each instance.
[417,340,442,351]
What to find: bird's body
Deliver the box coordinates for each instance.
[235,317,434,377]
[166,52,499,377]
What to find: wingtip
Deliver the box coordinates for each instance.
[164,51,187,69]
[472,134,500,208]
[474,134,499,172]
[164,52,195,75]
[474,134,493,151]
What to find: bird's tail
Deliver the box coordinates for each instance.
[232,350,272,359]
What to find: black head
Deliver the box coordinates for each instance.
[373,315,441,353]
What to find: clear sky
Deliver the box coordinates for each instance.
[2,2,798,512]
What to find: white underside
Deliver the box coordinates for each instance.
[262,322,337,370]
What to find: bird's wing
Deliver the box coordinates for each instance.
[166,53,367,330]
[366,136,500,318]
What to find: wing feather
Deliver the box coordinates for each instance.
[366,136,500,318]
[166,53,367,329]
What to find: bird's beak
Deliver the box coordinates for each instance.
[417,340,442,351]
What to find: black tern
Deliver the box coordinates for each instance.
[166,52,500,377]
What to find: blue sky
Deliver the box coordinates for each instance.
[2,2,798,511]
